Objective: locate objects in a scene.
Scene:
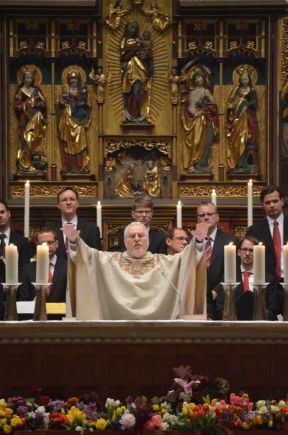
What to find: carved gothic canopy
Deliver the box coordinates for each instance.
[0,0,96,5]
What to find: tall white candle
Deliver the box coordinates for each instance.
[5,244,18,284]
[24,180,30,239]
[211,188,217,206]
[97,201,102,238]
[177,200,182,228]
[247,179,253,227]
[36,243,49,284]
[224,243,236,284]
[254,243,265,284]
[283,243,288,284]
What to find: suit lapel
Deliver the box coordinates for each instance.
[284,215,288,244]
[209,229,222,266]
[262,218,274,252]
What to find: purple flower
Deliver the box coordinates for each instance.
[16,405,29,416]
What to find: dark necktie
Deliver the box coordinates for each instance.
[273,220,281,280]
[242,271,250,292]
[0,233,6,258]
[205,237,212,268]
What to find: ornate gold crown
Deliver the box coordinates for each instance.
[17,64,42,86]
[21,64,36,76]
[67,68,81,80]
[236,64,254,77]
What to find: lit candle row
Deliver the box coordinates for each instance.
[4,243,49,285]
[224,242,266,285]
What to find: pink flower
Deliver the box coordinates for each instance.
[144,414,163,430]
[174,378,200,396]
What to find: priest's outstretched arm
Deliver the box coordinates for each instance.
[63,221,208,320]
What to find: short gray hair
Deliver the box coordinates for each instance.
[124,221,149,239]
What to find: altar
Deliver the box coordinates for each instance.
[0,320,287,401]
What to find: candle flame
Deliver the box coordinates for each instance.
[177,200,182,206]
[25,180,30,186]
[258,242,263,246]
[42,242,48,247]
[212,188,216,194]
[228,242,234,246]
[97,200,101,206]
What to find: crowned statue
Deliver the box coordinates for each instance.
[56,66,91,175]
[14,65,48,173]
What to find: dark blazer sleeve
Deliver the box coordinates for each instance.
[18,262,36,300]
[48,219,67,259]
[77,218,101,251]
[148,228,167,254]
[266,272,284,320]
[48,257,67,302]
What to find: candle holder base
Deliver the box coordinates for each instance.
[253,282,268,287]
[32,283,49,321]
[253,284,267,320]
[1,283,21,321]
[281,284,288,321]
[180,314,207,320]
[221,283,240,321]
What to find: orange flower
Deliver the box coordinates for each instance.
[67,397,79,404]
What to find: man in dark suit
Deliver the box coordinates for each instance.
[49,187,101,258]
[117,196,167,254]
[247,184,288,282]
[196,200,238,320]
[0,200,31,319]
[235,236,283,321]
[18,226,67,303]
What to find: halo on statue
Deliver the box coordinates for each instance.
[180,63,211,90]
[61,65,86,85]
[17,64,43,86]
[232,64,258,87]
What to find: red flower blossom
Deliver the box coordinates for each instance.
[39,395,50,406]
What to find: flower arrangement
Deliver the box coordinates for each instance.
[0,366,288,433]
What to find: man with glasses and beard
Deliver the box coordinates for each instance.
[196,200,238,320]
[117,195,167,254]
[165,228,190,255]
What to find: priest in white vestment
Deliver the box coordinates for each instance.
[63,221,208,320]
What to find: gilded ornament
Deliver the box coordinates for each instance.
[178,184,262,198]
[11,184,97,198]
[105,0,131,31]
[140,0,170,32]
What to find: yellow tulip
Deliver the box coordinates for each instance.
[95,418,108,430]
[3,424,11,434]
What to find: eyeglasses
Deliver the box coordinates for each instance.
[197,212,217,219]
[173,236,190,242]
[134,210,152,215]
[239,248,254,253]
